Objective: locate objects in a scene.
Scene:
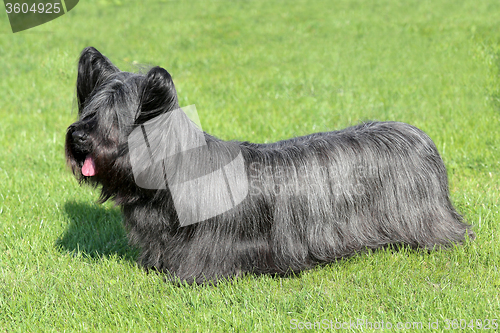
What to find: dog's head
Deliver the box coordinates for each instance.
[65,47,179,201]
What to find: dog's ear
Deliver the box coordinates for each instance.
[135,66,179,124]
[77,47,119,112]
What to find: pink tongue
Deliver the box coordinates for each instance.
[82,156,96,176]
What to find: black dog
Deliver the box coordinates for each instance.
[66,47,474,284]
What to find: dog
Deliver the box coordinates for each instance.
[66,47,474,284]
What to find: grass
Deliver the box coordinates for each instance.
[0,0,499,331]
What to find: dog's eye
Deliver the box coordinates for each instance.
[80,118,97,131]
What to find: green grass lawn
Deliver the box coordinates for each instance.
[0,0,499,331]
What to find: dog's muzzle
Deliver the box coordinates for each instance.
[71,130,88,144]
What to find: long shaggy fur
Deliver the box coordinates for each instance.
[66,47,474,284]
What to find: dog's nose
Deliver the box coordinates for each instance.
[72,130,87,143]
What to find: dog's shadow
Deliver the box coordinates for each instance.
[57,201,139,261]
